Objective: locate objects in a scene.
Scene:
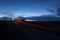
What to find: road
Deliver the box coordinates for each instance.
[0,20,60,40]
[15,20,60,32]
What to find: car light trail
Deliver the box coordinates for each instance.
[15,20,59,32]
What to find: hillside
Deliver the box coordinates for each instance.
[0,20,60,40]
[26,16,60,21]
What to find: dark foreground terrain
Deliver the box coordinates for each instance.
[0,20,60,40]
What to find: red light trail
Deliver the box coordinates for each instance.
[15,20,59,32]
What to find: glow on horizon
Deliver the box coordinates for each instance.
[12,10,54,18]
[13,11,42,18]
[0,9,57,18]
[0,12,54,18]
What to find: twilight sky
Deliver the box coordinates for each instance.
[0,0,60,18]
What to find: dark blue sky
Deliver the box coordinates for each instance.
[0,0,60,18]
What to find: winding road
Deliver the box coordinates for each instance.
[0,20,60,40]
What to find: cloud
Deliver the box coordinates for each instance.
[0,10,14,18]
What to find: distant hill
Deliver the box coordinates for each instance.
[0,17,12,21]
[26,15,60,21]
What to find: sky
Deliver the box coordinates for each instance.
[0,0,60,18]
